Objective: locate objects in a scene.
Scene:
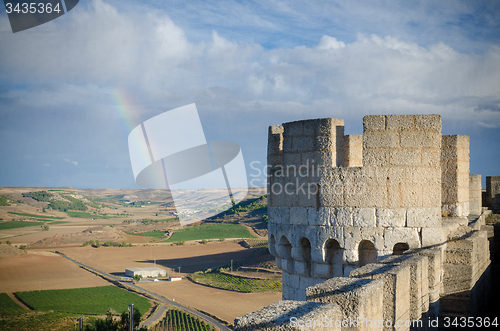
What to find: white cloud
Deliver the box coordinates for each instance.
[1,0,499,129]
[64,159,78,166]
[477,122,500,129]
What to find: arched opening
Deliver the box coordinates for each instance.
[299,237,312,276]
[278,235,292,259]
[269,234,276,256]
[393,242,409,255]
[324,239,342,277]
[358,240,377,267]
[324,239,341,264]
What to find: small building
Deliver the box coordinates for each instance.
[125,267,167,278]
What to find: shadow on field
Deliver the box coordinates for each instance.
[134,247,261,273]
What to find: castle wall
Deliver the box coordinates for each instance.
[441,135,470,217]
[238,114,492,331]
[267,115,447,301]
[486,176,500,211]
[343,134,363,167]
[469,174,482,216]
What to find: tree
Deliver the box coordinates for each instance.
[95,240,100,248]
[133,274,142,282]
[83,307,147,331]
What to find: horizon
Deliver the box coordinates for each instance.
[1,0,499,189]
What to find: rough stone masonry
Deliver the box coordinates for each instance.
[235,114,492,331]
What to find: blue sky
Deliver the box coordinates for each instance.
[0,0,499,189]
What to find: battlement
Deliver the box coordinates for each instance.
[266,114,473,301]
[237,113,492,330]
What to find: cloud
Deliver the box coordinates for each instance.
[1,0,499,132]
[477,122,499,129]
[64,159,78,166]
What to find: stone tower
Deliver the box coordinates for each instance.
[267,114,470,301]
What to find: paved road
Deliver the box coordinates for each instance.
[58,253,232,331]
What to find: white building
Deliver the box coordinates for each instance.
[125,267,167,278]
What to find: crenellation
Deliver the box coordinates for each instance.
[254,113,492,330]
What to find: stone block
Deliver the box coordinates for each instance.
[390,149,421,166]
[350,264,411,330]
[306,277,384,331]
[332,207,353,226]
[400,131,440,148]
[342,265,357,276]
[353,208,376,227]
[415,114,441,132]
[316,225,344,249]
[313,262,331,279]
[290,207,308,225]
[364,131,399,149]
[363,115,386,131]
[302,151,334,168]
[380,255,430,319]
[283,121,304,137]
[363,149,390,167]
[421,148,440,167]
[283,152,301,166]
[234,300,343,331]
[384,227,420,251]
[294,261,310,277]
[421,227,445,248]
[292,136,314,153]
[402,185,423,207]
[376,208,406,227]
[386,114,414,131]
[406,207,440,227]
[342,249,358,263]
[406,248,443,290]
[315,135,334,151]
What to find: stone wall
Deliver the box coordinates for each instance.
[236,222,491,331]
[486,176,500,211]
[441,135,470,217]
[343,135,363,167]
[267,115,446,301]
[469,174,482,216]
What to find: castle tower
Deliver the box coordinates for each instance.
[267,114,470,301]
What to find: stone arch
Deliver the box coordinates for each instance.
[269,234,277,256]
[393,242,409,255]
[324,239,342,264]
[358,240,377,267]
[324,239,342,277]
[298,237,312,276]
[277,235,292,259]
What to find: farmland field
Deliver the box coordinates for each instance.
[151,308,217,331]
[16,285,151,315]
[0,221,43,230]
[189,272,281,293]
[7,212,64,219]
[161,223,255,242]
[0,293,24,312]
[0,252,111,293]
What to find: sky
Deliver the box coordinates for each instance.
[0,0,499,189]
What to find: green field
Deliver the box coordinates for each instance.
[125,230,168,238]
[189,272,281,293]
[0,221,43,231]
[153,308,217,331]
[7,212,64,220]
[66,211,97,218]
[159,223,255,242]
[16,286,150,315]
[47,221,69,225]
[0,293,24,312]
